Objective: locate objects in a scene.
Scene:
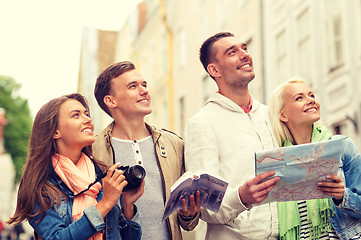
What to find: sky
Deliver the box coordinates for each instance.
[0,0,141,117]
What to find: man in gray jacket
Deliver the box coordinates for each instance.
[93,61,200,240]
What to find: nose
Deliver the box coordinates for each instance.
[238,48,251,61]
[306,96,315,104]
[238,48,250,60]
[140,86,149,96]
[83,114,92,124]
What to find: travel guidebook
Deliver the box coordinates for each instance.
[162,172,228,221]
[255,137,344,204]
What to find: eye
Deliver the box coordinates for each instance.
[295,96,303,101]
[71,112,80,118]
[129,84,136,89]
[228,50,236,56]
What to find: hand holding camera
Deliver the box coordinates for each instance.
[117,165,146,191]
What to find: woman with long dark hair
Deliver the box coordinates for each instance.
[8,93,143,240]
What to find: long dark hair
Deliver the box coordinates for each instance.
[8,93,103,224]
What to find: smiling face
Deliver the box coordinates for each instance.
[208,36,255,88]
[280,82,320,129]
[53,99,95,153]
[106,69,152,119]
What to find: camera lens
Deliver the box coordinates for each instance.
[131,166,145,179]
[123,165,146,191]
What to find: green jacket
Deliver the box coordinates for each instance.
[92,122,199,240]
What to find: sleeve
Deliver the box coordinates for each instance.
[336,137,361,219]
[29,203,100,240]
[178,212,200,231]
[119,204,142,240]
[184,118,249,225]
[164,129,200,231]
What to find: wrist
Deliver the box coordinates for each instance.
[96,201,113,218]
[122,203,135,220]
[180,213,195,221]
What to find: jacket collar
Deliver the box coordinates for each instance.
[49,169,74,197]
[145,122,161,143]
[106,121,161,143]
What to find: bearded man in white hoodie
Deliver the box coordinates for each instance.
[184,32,280,239]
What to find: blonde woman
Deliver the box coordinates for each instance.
[269,79,361,240]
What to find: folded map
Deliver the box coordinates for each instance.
[255,137,344,203]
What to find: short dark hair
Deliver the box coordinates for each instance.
[94,61,135,117]
[199,32,234,79]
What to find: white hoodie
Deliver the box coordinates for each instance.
[185,93,279,240]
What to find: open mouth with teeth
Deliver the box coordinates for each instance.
[237,63,252,70]
[304,107,318,112]
[82,128,93,133]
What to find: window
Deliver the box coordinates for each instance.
[161,27,167,76]
[178,96,185,136]
[176,27,186,68]
[359,0,361,60]
[216,1,228,29]
[162,99,169,129]
[202,74,217,103]
[276,30,289,84]
[199,0,210,43]
[297,9,312,84]
[149,40,156,82]
[325,0,344,71]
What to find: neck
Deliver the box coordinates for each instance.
[57,147,82,165]
[288,123,313,145]
[112,118,150,140]
[219,86,250,107]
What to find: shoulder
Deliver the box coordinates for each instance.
[252,100,268,112]
[147,124,183,147]
[94,122,113,139]
[160,128,183,140]
[93,123,113,149]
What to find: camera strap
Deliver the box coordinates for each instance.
[73,160,105,197]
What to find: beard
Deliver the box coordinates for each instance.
[225,72,255,89]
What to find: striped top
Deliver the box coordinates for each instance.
[298,200,361,239]
[298,200,339,239]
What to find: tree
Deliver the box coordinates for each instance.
[0,75,32,183]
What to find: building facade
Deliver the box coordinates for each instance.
[78,0,361,238]
[263,0,361,147]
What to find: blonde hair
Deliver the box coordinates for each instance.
[269,79,304,146]
[269,78,325,146]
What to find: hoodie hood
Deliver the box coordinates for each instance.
[205,92,260,114]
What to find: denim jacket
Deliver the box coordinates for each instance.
[29,164,142,240]
[330,136,361,240]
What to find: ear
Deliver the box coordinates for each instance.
[53,130,61,140]
[207,63,221,79]
[280,112,288,123]
[104,95,117,109]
